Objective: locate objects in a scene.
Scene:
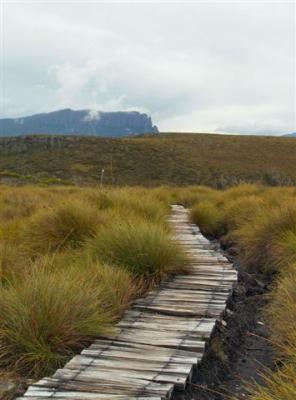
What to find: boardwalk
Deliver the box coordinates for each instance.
[19,205,237,400]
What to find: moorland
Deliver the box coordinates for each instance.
[0,183,295,400]
[0,133,296,187]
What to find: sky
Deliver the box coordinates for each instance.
[0,0,295,135]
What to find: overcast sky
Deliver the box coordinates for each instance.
[0,0,295,134]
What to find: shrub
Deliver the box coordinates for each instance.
[88,219,187,279]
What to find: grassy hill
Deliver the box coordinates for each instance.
[0,133,295,187]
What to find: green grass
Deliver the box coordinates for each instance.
[0,133,296,187]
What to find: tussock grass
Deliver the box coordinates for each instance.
[175,186,221,208]
[0,185,183,378]
[250,360,296,400]
[268,268,296,348]
[234,201,296,274]
[0,242,26,283]
[83,262,137,314]
[1,182,296,396]
[222,195,266,230]
[185,184,296,399]
[88,218,187,279]
[190,201,225,237]
[24,201,106,255]
[0,266,114,377]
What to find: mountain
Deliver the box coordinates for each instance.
[284,132,296,137]
[0,109,158,137]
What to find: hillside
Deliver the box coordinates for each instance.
[0,109,158,137]
[0,133,296,187]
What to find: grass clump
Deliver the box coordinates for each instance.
[0,266,114,377]
[268,268,296,349]
[0,185,189,378]
[190,201,225,237]
[234,202,296,274]
[83,262,137,314]
[88,219,187,279]
[183,184,296,399]
[25,201,105,254]
[250,360,296,400]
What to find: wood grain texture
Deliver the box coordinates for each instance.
[18,205,237,400]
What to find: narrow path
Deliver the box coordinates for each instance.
[18,205,237,400]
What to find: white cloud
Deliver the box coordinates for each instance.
[1,1,295,134]
[83,109,101,122]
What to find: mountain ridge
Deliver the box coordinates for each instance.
[0,109,158,137]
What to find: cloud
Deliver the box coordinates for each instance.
[83,109,101,122]
[1,1,295,134]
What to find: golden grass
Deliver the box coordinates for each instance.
[190,201,225,237]
[181,184,296,399]
[250,360,296,400]
[1,182,296,397]
[0,265,115,377]
[88,217,187,279]
[24,201,106,255]
[0,185,185,378]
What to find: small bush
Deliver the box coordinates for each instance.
[88,219,187,279]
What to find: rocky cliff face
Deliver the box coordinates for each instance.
[0,109,158,137]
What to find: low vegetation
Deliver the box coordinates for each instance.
[175,184,296,399]
[0,133,296,187]
[0,186,187,379]
[1,182,295,400]
[88,218,187,280]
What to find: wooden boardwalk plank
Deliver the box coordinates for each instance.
[18,205,237,400]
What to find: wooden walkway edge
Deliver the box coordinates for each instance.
[18,205,237,400]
